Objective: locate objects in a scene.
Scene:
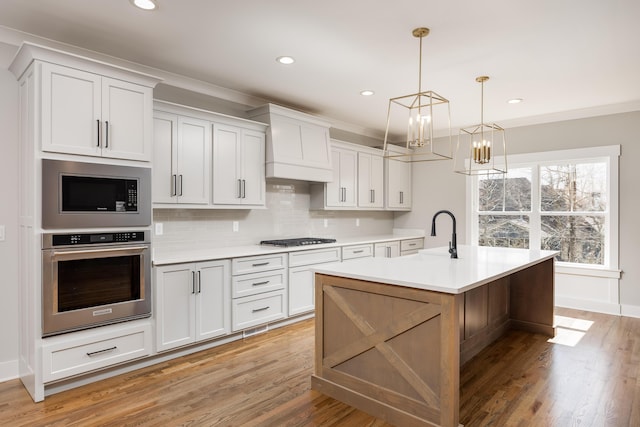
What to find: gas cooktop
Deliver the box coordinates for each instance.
[260,237,337,247]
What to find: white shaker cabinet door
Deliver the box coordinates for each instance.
[40,62,102,157]
[358,152,384,208]
[155,264,197,352]
[195,260,231,342]
[101,77,152,161]
[240,129,266,206]
[176,116,211,204]
[153,112,178,204]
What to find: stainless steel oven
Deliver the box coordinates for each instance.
[42,159,151,229]
[42,231,151,337]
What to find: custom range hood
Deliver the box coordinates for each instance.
[247,104,333,182]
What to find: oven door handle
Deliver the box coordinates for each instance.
[48,246,149,260]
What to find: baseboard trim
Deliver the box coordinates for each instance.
[621,304,640,319]
[555,296,621,316]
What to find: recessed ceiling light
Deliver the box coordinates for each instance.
[276,56,295,65]
[131,0,157,10]
[360,90,375,96]
[508,98,523,104]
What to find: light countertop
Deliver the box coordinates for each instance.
[152,232,425,265]
[313,245,558,294]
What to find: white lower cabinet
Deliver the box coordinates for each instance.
[288,247,341,316]
[342,243,374,261]
[155,260,231,352]
[231,253,287,331]
[374,241,401,258]
[42,320,152,383]
[400,238,424,256]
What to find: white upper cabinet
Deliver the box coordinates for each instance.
[212,123,266,207]
[153,111,211,205]
[358,152,384,209]
[40,62,153,161]
[310,140,387,211]
[324,146,357,208]
[385,157,412,210]
[153,101,267,209]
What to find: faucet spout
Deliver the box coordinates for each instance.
[431,210,458,259]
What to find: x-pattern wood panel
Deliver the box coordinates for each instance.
[322,285,443,409]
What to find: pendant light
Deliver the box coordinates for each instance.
[382,28,452,162]
[454,76,507,175]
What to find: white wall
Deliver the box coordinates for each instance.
[0,46,20,380]
[394,111,640,315]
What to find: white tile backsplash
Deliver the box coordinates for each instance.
[153,179,394,249]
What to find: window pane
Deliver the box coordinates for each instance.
[478,168,532,212]
[541,215,604,265]
[540,163,606,212]
[478,215,530,248]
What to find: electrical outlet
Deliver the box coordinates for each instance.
[0,225,5,241]
[155,223,163,236]
[232,221,239,232]
[323,218,329,228]
[356,218,360,227]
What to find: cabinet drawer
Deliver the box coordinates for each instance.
[42,322,152,383]
[232,291,286,331]
[342,244,374,260]
[232,270,286,298]
[401,238,424,252]
[289,247,341,268]
[232,253,287,275]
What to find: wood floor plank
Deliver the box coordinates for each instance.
[0,308,638,426]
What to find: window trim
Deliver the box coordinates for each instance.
[466,145,620,274]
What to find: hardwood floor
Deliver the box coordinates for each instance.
[0,308,638,426]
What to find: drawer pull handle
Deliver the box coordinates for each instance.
[352,250,364,254]
[252,262,270,267]
[409,243,417,246]
[252,281,270,286]
[86,346,117,357]
[252,306,270,313]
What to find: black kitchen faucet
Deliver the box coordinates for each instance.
[430,210,458,259]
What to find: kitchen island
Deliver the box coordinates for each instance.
[311,245,557,427]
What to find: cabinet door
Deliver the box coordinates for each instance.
[326,148,357,207]
[240,129,266,206]
[374,241,400,258]
[196,260,230,341]
[385,158,412,209]
[40,62,101,157]
[155,264,196,352]
[152,112,178,204]
[177,116,211,204]
[101,77,152,161]
[358,152,384,208]
[288,265,316,316]
[212,124,242,205]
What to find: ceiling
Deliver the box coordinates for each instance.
[1,0,639,139]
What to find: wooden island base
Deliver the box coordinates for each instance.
[312,258,554,427]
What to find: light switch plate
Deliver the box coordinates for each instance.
[232,221,239,232]
[0,225,5,241]
[155,223,163,236]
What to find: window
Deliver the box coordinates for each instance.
[469,146,619,271]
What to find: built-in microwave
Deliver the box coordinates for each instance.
[42,159,151,228]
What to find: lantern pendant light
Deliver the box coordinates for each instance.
[454,76,507,175]
[382,28,452,162]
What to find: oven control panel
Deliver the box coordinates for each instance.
[48,231,148,247]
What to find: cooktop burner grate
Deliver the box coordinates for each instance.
[260,237,337,247]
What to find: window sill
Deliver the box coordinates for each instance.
[555,264,621,279]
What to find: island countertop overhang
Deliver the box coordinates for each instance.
[313,245,558,294]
